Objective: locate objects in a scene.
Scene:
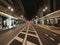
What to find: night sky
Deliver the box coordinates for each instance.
[21,0,39,20]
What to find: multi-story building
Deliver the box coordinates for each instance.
[38,0,60,17]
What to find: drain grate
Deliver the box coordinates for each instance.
[27,35,40,45]
[10,39,22,45]
[28,31,36,35]
[18,33,25,39]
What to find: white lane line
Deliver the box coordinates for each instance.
[22,24,29,45]
[27,41,36,45]
[28,30,35,32]
[20,32,26,34]
[58,43,60,45]
[45,34,48,37]
[28,33,37,37]
[15,36,23,42]
[7,24,27,45]
[49,37,55,41]
[32,25,43,45]
[53,34,57,36]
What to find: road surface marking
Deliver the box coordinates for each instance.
[53,34,57,36]
[58,43,60,45]
[38,24,60,34]
[45,34,48,37]
[20,32,26,34]
[15,36,23,42]
[28,30,35,32]
[22,25,29,45]
[27,41,36,45]
[28,33,37,37]
[32,25,43,45]
[49,37,55,41]
[7,25,27,45]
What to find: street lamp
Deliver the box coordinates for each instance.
[43,7,48,12]
[11,8,14,12]
[8,6,14,12]
[45,7,48,10]
[43,9,45,12]
[8,6,11,9]
[36,16,38,18]
[21,15,23,18]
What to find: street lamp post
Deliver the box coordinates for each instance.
[42,7,48,16]
[8,6,14,16]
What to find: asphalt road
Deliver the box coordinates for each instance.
[33,24,60,45]
[7,24,41,45]
[0,24,27,45]
[0,24,60,45]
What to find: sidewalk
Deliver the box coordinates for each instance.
[0,24,24,31]
[37,24,60,34]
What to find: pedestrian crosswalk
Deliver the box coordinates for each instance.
[7,25,41,45]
